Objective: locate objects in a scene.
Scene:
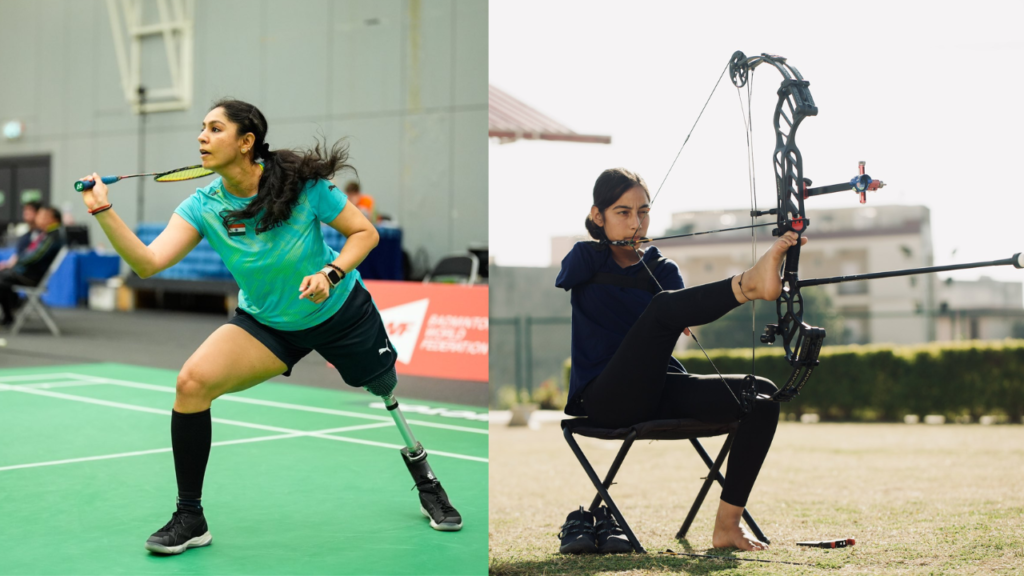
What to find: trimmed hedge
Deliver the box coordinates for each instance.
[563,340,1024,422]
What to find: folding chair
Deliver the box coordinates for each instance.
[423,253,479,284]
[10,246,69,336]
[561,417,770,553]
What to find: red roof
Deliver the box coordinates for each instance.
[488,85,611,144]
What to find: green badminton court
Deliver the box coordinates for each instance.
[0,363,488,576]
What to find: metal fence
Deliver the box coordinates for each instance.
[490,316,571,399]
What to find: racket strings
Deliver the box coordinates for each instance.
[155,166,214,182]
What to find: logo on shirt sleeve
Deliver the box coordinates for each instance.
[228,223,246,237]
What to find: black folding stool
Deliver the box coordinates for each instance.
[561,417,770,553]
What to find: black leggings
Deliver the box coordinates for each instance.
[581,278,780,507]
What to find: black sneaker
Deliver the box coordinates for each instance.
[144,505,212,555]
[418,479,463,531]
[402,447,462,531]
[594,505,632,553]
[558,506,597,554]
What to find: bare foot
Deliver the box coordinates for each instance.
[712,523,769,551]
[731,231,807,303]
[712,500,769,551]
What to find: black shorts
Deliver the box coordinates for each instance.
[229,281,397,387]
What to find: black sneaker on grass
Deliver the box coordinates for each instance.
[558,506,597,554]
[144,505,212,555]
[594,505,632,553]
[418,479,463,531]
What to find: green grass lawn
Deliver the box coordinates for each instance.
[489,420,1024,575]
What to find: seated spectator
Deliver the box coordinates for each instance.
[1,201,42,270]
[0,205,64,326]
[344,180,377,221]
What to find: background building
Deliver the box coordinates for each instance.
[935,277,1024,340]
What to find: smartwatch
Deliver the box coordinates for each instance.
[321,266,344,287]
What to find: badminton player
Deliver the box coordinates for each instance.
[78,99,461,555]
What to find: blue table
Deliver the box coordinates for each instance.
[0,248,121,308]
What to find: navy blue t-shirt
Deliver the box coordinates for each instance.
[556,242,686,416]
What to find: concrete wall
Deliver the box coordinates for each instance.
[0,0,487,271]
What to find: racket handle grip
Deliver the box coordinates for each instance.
[74,176,120,192]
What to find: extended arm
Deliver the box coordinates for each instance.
[80,172,200,278]
[94,211,201,278]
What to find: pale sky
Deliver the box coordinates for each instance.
[489,0,1024,283]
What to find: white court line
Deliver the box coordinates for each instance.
[0,372,91,383]
[0,372,490,430]
[0,381,108,390]
[0,422,394,473]
[0,385,487,463]
[62,373,489,434]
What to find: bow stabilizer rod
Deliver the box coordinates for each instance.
[800,253,1024,287]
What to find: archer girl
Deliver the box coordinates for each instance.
[79,99,460,555]
[556,167,805,553]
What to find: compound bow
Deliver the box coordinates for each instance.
[617,51,1023,413]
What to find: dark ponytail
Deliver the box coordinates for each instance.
[212,98,356,233]
[585,168,650,241]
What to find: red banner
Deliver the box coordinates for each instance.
[363,280,488,382]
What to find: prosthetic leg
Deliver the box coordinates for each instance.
[363,369,462,531]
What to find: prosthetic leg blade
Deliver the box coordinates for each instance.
[367,372,464,533]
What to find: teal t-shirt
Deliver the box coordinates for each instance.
[174,177,360,331]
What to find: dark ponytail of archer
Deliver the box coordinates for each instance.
[213,98,356,233]
[584,168,650,241]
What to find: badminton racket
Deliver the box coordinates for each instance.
[75,165,214,192]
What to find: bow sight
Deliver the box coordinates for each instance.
[802,161,885,204]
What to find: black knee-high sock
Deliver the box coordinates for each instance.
[171,409,212,504]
